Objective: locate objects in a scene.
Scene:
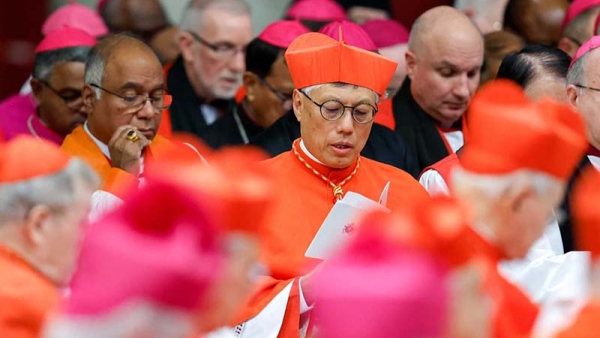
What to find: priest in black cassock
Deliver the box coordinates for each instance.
[204,20,310,149]
[158,0,253,140]
[392,6,483,174]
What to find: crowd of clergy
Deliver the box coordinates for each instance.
[4,0,600,337]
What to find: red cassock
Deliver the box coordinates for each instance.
[235,139,429,337]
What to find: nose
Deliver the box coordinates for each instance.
[336,108,355,134]
[229,49,246,73]
[452,73,471,100]
[136,99,159,119]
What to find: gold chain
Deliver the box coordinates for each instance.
[292,142,360,201]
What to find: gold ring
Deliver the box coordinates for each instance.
[126,130,139,142]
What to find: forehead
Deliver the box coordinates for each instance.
[267,56,292,81]
[422,33,483,68]
[49,61,86,83]
[311,84,377,103]
[103,44,163,86]
[200,9,252,43]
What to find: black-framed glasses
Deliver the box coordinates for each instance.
[186,30,246,59]
[574,84,600,93]
[259,77,293,111]
[89,84,172,111]
[39,80,82,106]
[299,90,377,124]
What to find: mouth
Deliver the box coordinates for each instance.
[221,77,240,86]
[138,129,155,138]
[330,142,354,155]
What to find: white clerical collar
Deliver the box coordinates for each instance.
[84,122,111,159]
[588,155,600,171]
[300,139,324,165]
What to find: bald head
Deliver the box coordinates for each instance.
[180,0,251,32]
[101,0,169,42]
[503,0,568,45]
[85,33,160,87]
[409,6,482,55]
[406,6,484,127]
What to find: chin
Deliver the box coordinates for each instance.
[324,154,357,169]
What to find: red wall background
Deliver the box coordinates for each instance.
[0,2,47,101]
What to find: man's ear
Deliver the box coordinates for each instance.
[557,37,577,58]
[566,84,581,111]
[243,72,259,101]
[405,50,417,80]
[81,85,96,115]
[30,78,43,104]
[179,31,195,63]
[504,182,534,213]
[292,89,302,122]
[23,204,52,247]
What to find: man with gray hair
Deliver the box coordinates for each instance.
[61,33,207,206]
[0,27,96,145]
[566,35,600,170]
[159,0,253,140]
[0,135,98,337]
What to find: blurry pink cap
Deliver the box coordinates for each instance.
[258,20,311,48]
[42,2,108,38]
[63,180,223,316]
[318,20,378,52]
[562,0,600,29]
[35,27,97,53]
[362,18,409,48]
[570,35,600,68]
[286,0,347,22]
[314,227,449,338]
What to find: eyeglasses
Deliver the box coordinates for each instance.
[574,84,600,93]
[259,77,293,111]
[39,80,83,107]
[90,84,173,112]
[299,90,377,124]
[186,30,246,59]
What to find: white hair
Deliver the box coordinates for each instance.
[42,300,193,338]
[567,51,589,87]
[0,159,99,224]
[179,0,251,32]
[302,83,380,104]
[84,45,104,99]
[451,167,564,200]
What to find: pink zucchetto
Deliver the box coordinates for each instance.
[62,180,223,316]
[362,18,410,48]
[258,20,311,49]
[562,0,600,29]
[570,35,600,68]
[313,223,450,338]
[286,0,347,22]
[35,27,97,53]
[42,2,108,38]
[318,20,378,52]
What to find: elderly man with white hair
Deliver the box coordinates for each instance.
[0,135,98,338]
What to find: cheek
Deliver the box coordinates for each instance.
[468,76,480,93]
[355,125,371,147]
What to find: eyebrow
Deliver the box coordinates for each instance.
[438,61,482,73]
[119,82,165,91]
[57,86,83,93]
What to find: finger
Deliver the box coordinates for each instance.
[136,131,152,149]
[108,125,136,147]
